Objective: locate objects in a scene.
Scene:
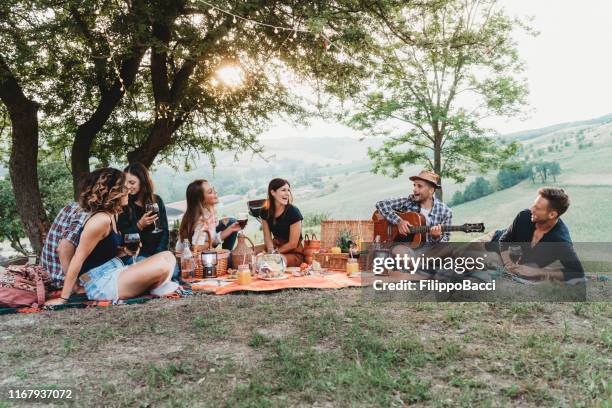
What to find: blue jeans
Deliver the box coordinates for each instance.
[80,257,127,301]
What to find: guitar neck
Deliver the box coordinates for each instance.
[409,225,464,233]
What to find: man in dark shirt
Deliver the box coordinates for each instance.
[492,187,584,283]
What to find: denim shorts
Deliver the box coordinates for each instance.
[80,257,127,301]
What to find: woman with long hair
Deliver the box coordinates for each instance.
[261,178,305,267]
[46,168,177,305]
[178,179,241,250]
[118,163,169,258]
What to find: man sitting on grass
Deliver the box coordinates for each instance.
[41,202,88,290]
[488,187,585,284]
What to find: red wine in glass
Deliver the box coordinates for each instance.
[123,233,141,264]
[237,212,248,229]
[146,203,162,233]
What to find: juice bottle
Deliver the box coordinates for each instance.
[346,258,359,275]
[237,264,252,285]
[180,240,195,279]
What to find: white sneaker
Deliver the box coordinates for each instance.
[150,280,179,297]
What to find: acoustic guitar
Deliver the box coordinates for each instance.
[372,210,485,248]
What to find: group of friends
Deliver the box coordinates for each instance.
[43,164,306,305]
[42,165,584,306]
[375,170,584,283]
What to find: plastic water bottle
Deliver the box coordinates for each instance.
[180,240,195,279]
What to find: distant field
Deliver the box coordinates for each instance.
[222,121,612,244]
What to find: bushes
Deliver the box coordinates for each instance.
[303,212,330,227]
[450,161,560,206]
[0,162,73,254]
[497,163,534,189]
[449,177,492,206]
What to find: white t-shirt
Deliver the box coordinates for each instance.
[420,207,431,225]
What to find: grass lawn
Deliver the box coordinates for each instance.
[1,290,610,407]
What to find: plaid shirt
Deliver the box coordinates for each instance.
[41,202,88,288]
[375,195,453,242]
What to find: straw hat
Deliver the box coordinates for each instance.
[409,169,441,189]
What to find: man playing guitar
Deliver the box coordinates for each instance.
[375,170,452,243]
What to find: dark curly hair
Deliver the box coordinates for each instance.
[79,168,127,214]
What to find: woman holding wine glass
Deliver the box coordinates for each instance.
[118,163,169,263]
[45,168,177,305]
[178,179,242,252]
[261,178,305,267]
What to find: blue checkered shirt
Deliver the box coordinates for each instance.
[41,202,88,288]
[375,195,453,242]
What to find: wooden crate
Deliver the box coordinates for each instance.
[320,220,374,250]
[313,252,349,271]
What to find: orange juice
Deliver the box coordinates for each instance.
[346,259,359,274]
[237,265,252,285]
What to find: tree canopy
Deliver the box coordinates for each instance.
[348,0,533,198]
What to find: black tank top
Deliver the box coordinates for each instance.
[80,213,123,275]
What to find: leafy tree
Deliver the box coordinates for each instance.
[350,0,532,199]
[535,162,548,182]
[0,177,27,254]
[450,190,464,206]
[462,176,493,202]
[0,162,72,255]
[548,161,561,182]
[0,0,372,250]
[496,162,532,189]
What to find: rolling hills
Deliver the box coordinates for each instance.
[216,117,612,243]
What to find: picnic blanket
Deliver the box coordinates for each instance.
[191,272,363,295]
[0,289,188,316]
[0,273,361,315]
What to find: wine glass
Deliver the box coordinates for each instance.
[146,203,162,233]
[123,233,141,265]
[508,245,522,264]
[237,212,248,230]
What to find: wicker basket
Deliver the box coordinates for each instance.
[215,249,230,276]
[313,252,350,272]
[320,220,374,250]
[193,248,230,278]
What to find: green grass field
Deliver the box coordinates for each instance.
[1,291,610,407]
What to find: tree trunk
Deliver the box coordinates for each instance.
[0,57,48,254]
[69,48,146,197]
[433,137,443,201]
[126,122,173,167]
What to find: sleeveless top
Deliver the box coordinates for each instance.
[80,213,123,276]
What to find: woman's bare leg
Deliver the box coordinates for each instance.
[117,251,176,299]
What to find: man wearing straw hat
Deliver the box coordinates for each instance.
[375,169,452,243]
